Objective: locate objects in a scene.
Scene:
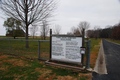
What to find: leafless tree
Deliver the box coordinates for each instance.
[70,26,81,35]
[53,25,61,35]
[94,26,100,39]
[40,20,49,40]
[0,0,57,48]
[86,30,94,38]
[78,21,90,35]
[67,32,73,35]
[30,25,38,39]
[70,26,76,35]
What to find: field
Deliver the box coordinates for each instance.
[90,38,101,68]
[0,38,50,60]
[0,53,93,80]
[0,36,101,80]
[106,39,120,44]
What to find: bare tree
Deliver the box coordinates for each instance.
[30,25,38,39]
[70,26,76,35]
[78,21,90,35]
[0,0,57,48]
[86,30,93,38]
[70,26,81,35]
[40,20,49,40]
[53,25,61,35]
[67,32,73,35]
[94,26,100,39]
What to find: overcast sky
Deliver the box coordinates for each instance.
[0,0,120,35]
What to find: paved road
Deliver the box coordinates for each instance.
[92,39,120,80]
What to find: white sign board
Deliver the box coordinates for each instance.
[51,36,82,63]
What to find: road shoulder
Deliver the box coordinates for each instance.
[93,41,107,74]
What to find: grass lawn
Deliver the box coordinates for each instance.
[0,36,101,80]
[0,39,50,60]
[106,39,120,44]
[89,38,101,68]
[0,53,92,80]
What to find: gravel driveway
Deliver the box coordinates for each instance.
[92,39,120,80]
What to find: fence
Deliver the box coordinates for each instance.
[0,39,91,68]
[0,39,50,60]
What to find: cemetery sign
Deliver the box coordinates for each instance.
[51,35,82,64]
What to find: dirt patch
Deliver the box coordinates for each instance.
[0,67,6,71]
[40,52,49,58]
[13,74,26,80]
[20,56,26,59]
[90,51,99,68]
[35,68,52,75]
[3,59,30,67]
[38,74,77,80]
[0,66,8,71]
[90,41,101,68]
[38,73,56,80]
[0,61,3,64]
[78,73,92,80]
[0,55,8,60]
[36,68,53,80]
[0,53,4,55]
[57,75,76,80]
[40,61,45,65]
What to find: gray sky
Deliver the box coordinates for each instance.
[0,0,120,35]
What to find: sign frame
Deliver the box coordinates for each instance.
[50,34,83,64]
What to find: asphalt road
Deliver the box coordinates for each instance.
[92,39,120,80]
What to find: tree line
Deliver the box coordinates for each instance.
[66,21,120,41]
[4,17,61,40]
[86,23,120,40]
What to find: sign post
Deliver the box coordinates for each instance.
[47,29,91,71]
[50,29,52,60]
[81,29,85,65]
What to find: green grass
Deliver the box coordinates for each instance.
[0,37,101,64]
[89,38,101,68]
[0,39,50,60]
[90,38,101,51]
[0,36,50,59]
[0,36,50,40]
[0,54,90,80]
[106,39,120,44]
[0,36,102,79]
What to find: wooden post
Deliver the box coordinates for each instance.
[50,29,52,60]
[81,29,85,66]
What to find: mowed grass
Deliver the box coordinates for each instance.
[106,39,120,44]
[89,38,101,68]
[0,53,92,80]
[0,39,50,60]
[0,36,101,80]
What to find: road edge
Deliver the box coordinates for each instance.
[93,40,107,74]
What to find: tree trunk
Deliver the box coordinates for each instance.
[33,35,34,39]
[14,36,16,39]
[25,0,29,48]
[81,29,85,65]
[26,26,29,48]
[44,35,45,40]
